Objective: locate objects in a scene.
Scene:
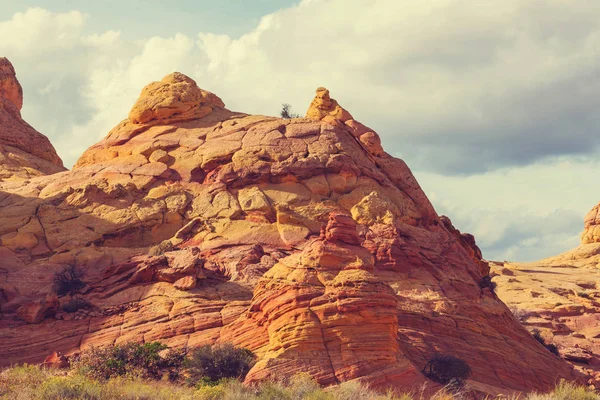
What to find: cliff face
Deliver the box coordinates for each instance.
[0,67,578,395]
[0,58,65,181]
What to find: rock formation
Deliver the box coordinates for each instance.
[0,66,580,396]
[492,203,600,389]
[582,204,600,245]
[0,58,65,181]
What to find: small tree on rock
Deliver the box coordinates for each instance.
[52,265,86,296]
[280,103,301,119]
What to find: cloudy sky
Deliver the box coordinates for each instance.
[1,0,598,262]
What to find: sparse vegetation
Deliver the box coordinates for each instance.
[0,364,598,400]
[73,341,184,381]
[38,374,102,400]
[527,380,600,400]
[149,240,174,256]
[185,343,255,385]
[532,329,560,356]
[280,103,301,119]
[509,306,528,322]
[52,265,86,296]
[478,275,497,293]
[422,354,471,390]
[577,291,591,299]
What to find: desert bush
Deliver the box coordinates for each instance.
[185,343,256,385]
[509,306,528,322]
[286,373,331,400]
[149,240,174,256]
[195,384,228,400]
[256,380,292,399]
[532,330,560,356]
[280,103,301,119]
[196,378,253,399]
[162,347,188,381]
[73,341,184,380]
[478,275,497,293]
[422,354,471,389]
[52,265,86,296]
[62,297,93,313]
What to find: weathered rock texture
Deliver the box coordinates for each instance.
[0,58,65,181]
[493,203,600,390]
[582,204,600,245]
[0,73,579,395]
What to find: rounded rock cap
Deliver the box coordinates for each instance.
[0,57,24,111]
[128,72,225,124]
[305,86,352,123]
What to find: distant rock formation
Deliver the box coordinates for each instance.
[0,58,65,181]
[0,69,579,396]
[493,201,600,390]
[582,203,600,244]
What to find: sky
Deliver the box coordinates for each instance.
[1,0,598,262]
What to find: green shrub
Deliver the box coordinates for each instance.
[73,341,183,380]
[185,343,255,385]
[52,265,86,296]
[195,384,227,400]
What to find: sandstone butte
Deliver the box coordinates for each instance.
[0,59,583,397]
[0,58,65,181]
[492,205,600,390]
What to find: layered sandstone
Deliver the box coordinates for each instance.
[492,202,600,389]
[0,73,579,395]
[582,204,600,245]
[0,58,65,181]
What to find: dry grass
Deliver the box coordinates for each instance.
[525,380,599,400]
[0,366,598,400]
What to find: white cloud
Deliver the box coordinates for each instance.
[0,8,87,55]
[416,157,599,261]
[2,2,600,261]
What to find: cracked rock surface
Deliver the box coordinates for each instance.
[493,203,600,390]
[0,70,580,396]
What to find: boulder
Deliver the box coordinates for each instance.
[16,295,59,324]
